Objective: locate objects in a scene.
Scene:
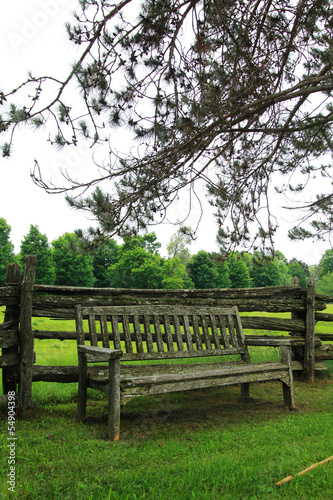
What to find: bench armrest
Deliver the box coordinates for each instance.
[78,345,123,362]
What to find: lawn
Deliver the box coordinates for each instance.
[0,308,333,499]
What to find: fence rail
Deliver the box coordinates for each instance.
[1,256,333,416]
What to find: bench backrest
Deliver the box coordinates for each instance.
[75,304,249,362]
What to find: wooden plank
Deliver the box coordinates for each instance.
[209,314,221,349]
[122,314,133,353]
[163,314,175,353]
[304,277,316,382]
[217,314,229,348]
[226,314,238,348]
[0,353,20,368]
[100,314,109,348]
[0,330,20,348]
[182,315,193,351]
[19,255,37,415]
[143,314,154,353]
[173,315,184,351]
[201,314,212,350]
[120,346,243,362]
[88,314,98,346]
[2,263,21,395]
[133,313,144,353]
[192,314,203,350]
[241,316,305,333]
[110,315,121,350]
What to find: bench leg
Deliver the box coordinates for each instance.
[77,352,88,422]
[240,382,251,400]
[108,358,121,441]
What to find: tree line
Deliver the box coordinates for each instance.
[0,217,332,293]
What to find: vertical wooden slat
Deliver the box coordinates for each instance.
[209,314,221,349]
[173,315,184,351]
[133,314,144,353]
[19,255,37,416]
[75,305,85,345]
[2,263,21,395]
[111,315,121,350]
[153,315,165,353]
[218,315,229,348]
[100,314,109,348]
[122,314,133,353]
[192,314,203,351]
[163,314,174,353]
[226,314,238,348]
[304,276,316,382]
[183,315,193,351]
[143,314,154,353]
[201,315,212,350]
[88,314,98,346]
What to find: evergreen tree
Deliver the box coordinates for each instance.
[0,218,15,286]
[251,259,282,288]
[227,254,252,289]
[187,251,219,289]
[19,225,55,284]
[3,1,333,251]
[92,239,119,287]
[52,233,95,287]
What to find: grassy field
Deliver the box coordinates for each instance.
[0,308,333,499]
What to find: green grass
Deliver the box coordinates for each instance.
[1,307,333,499]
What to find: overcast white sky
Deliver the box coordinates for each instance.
[0,0,331,265]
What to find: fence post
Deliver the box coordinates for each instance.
[18,255,37,416]
[2,263,21,394]
[304,276,316,382]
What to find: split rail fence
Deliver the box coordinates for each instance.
[1,256,333,415]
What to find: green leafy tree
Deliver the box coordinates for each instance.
[227,254,252,289]
[318,249,333,277]
[3,1,333,251]
[317,272,333,295]
[92,239,119,287]
[52,233,95,287]
[187,251,219,289]
[19,225,55,284]
[0,218,15,286]
[161,257,194,289]
[287,261,308,289]
[167,226,192,265]
[108,245,164,289]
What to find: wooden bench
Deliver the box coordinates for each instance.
[75,304,296,440]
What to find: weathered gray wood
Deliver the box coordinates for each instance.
[241,316,305,333]
[77,349,88,422]
[32,365,79,382]
[280,346,295,408]
[0,329,20,348]
[108,358,121,441]
[19,255,37,416]
[2,263,21,394]
[315,312,333,322]
[0,353,20,368]
[35,283,302,297]
[304,277,316,382]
